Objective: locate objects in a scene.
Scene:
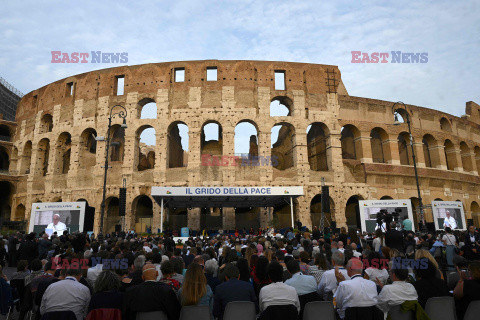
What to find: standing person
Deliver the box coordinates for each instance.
[463,225,480,260]
[213,264,258,320]
[179,263,214,313]
[372,229,385,254]
[7,233,19,267]
[17,233,38,264]
[40,266,91,320]
[442,227,457,270]
[38,233,52,259]
[385,222,404,253]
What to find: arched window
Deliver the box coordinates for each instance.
[234,121,258,165]
[307,122,330,171]
[398,132,412,165]
[21,141,32,174]
[440,117,452,132]
[136,126,156,171]
[422,134,439,168]
[271,122,296,170]
[167,122,189,168]
[270,96,292,116]
[475,146,480,175]
[201,121,222,158]
[460,142,473,172]
[444,140,457,170]
[79,128,97,168]
[54,132,72,174]
[341,125,361,160]
[110,125,126,162]
[36,138,50,176]
[0,146,9,172]
[133,195,153,233]
[14,204,25,221]
[0,124,11,142]
[370,128,390,163]
[138,98,157,119]
[40,114,53,133]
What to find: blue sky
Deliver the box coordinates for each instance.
[1,0,479,151]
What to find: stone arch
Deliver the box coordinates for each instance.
[167,121,189,168]
[133,194,153,233]
[460,142,473,172]
[21,141,33,174]
[109,124,125,162]
[307,122,330,171]
[0,145,9,171]
[422,134,440,168]
[0,181,13,223]
[0,124,12,141]
[234,120,258,161]
[471,201,480,227]
[370,127,391,163]
[138,98,157,119]
[270,96,293,116]
[14,203,25,221]
[475,146,480,175]
[444,139,457,171]
[36,138,50,176]
[40,114,53,133]
[341,125,361,160]
[440,117,452,132]
[393,108,410,124]
[54,132,72,174]
[398,132,412,165]
[136,125,156,171]
[310,194,335,227]
[105,196,120,233]
[380,195,394,200]
[79,128,97,168]
[201,121,223,156]
[271,122,296,170]
[345,195,364,230]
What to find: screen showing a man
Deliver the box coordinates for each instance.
[46,213,67,233]
[443,210,458,229]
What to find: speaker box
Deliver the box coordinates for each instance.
[321,186,330,213]
[119,187,127,216]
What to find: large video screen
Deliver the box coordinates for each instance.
[432,201,466,231]
[29,202,86,235]
[359,199,415,233]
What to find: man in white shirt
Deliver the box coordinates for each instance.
[317,251,350,300]
[335,258,379,319]
[338,241,345,253]
[259,261,300,313]
[46,214,67,233]
[40,267,91,320]
[284,260,318,295]
[376,264,418,315]
[443,211,457,229]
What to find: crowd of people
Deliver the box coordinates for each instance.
[0,222,480,320]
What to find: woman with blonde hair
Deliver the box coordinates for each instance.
[245,246,255,267]
[179,263,213,312]
[415,249,444,280]
[263,248,273,262]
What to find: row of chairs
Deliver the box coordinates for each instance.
[27,297,480,320]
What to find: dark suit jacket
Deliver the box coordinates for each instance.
[213,279,258,320]
[17,240,38,263]
[124,281,181,320]
[385,229,404,252]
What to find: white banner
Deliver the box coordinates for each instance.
[151,186,304,197]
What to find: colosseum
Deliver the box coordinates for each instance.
[6,60,480,234]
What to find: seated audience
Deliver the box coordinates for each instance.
[284,260,317,295]
[413,259,449,309]
[213,264,258,320]
[179,262,213,312]
[205,259,221,293]
[376,263,418,315]
[124,263,181,320]
[454,261,480,320]
[335,258,379,319]
[88,270,124,313]
[259,261,300,313]
[309,252,329,284]
[159,260,181,293]
[40,266,91,320]
[10,260,30,280]
[317,251,350,300]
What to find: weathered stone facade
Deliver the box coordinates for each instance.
[8,60,480,233]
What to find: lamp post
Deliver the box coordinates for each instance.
[392,102,427,232]
[99,105,127,235]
